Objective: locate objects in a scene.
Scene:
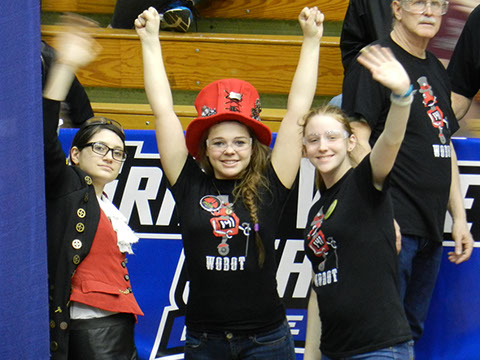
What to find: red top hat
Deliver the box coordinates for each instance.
[185,79,272,158]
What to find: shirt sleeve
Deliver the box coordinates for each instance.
[447,6,480,98]
[43,98,67,190]
[170,156,201,197]
[340,1,370,72]
[342,55,388,133]
[340,0,392,72]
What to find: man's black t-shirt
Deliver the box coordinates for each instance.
[340,0,392,72]
[343,36,459,243]
[448,5,480,99]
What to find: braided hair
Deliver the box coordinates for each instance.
[198,127,271,267]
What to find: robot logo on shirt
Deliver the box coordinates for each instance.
[200,195,247,256]
[307,206,338,274]
[417,76,450,144]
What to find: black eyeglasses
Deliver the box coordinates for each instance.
[84,117,124,132]
[83,142,127,162]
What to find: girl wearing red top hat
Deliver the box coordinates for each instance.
[136,6,324,359]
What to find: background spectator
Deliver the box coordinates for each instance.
[110,0,200,32]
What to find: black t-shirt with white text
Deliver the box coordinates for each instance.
[343,36,459,243]
[171,156,290,333]
[304,156,411,358]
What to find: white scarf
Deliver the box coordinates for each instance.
[97,194,139,254]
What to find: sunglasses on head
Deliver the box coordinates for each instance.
[83,117,124,132]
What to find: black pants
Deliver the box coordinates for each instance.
[68,313,138,360]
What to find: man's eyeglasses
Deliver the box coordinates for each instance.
[206,137,253,152]
[303,130,350,147]
[401,0,449,16]
[83,142,127,162]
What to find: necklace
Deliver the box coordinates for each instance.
[211,178,236,213]
[195,179,239,256]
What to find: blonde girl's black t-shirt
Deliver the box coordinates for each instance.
[304,156,411,358]
[171,156,290,333]
[343,36,459,243]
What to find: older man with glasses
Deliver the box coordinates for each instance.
[341,0,474,344]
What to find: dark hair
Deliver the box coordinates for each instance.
[71,117,125,150]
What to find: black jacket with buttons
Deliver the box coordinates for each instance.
[43,98,100,359]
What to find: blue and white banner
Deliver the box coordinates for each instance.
[59,130,480,360]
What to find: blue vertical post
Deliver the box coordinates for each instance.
[0,1,50,358]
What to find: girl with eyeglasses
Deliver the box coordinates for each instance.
[42,15,143,360]
[303,46,415,360]
[136,6,323,359]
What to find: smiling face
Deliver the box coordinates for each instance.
[303,114,356,188]
[70,129,124,194]
[205,121,253,180]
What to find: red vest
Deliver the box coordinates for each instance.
[70,210,143,316]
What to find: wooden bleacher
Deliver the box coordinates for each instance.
[41,25,342,129]
[41,26,342,96]
[91,102,287,131]
[41,1,345,130]
[41,0,349,22]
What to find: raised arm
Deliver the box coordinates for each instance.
[42,15,100,188]
[271,7,324,189]
[356,45,412,190]
[43,15,101,102]
[136,7,188,185]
